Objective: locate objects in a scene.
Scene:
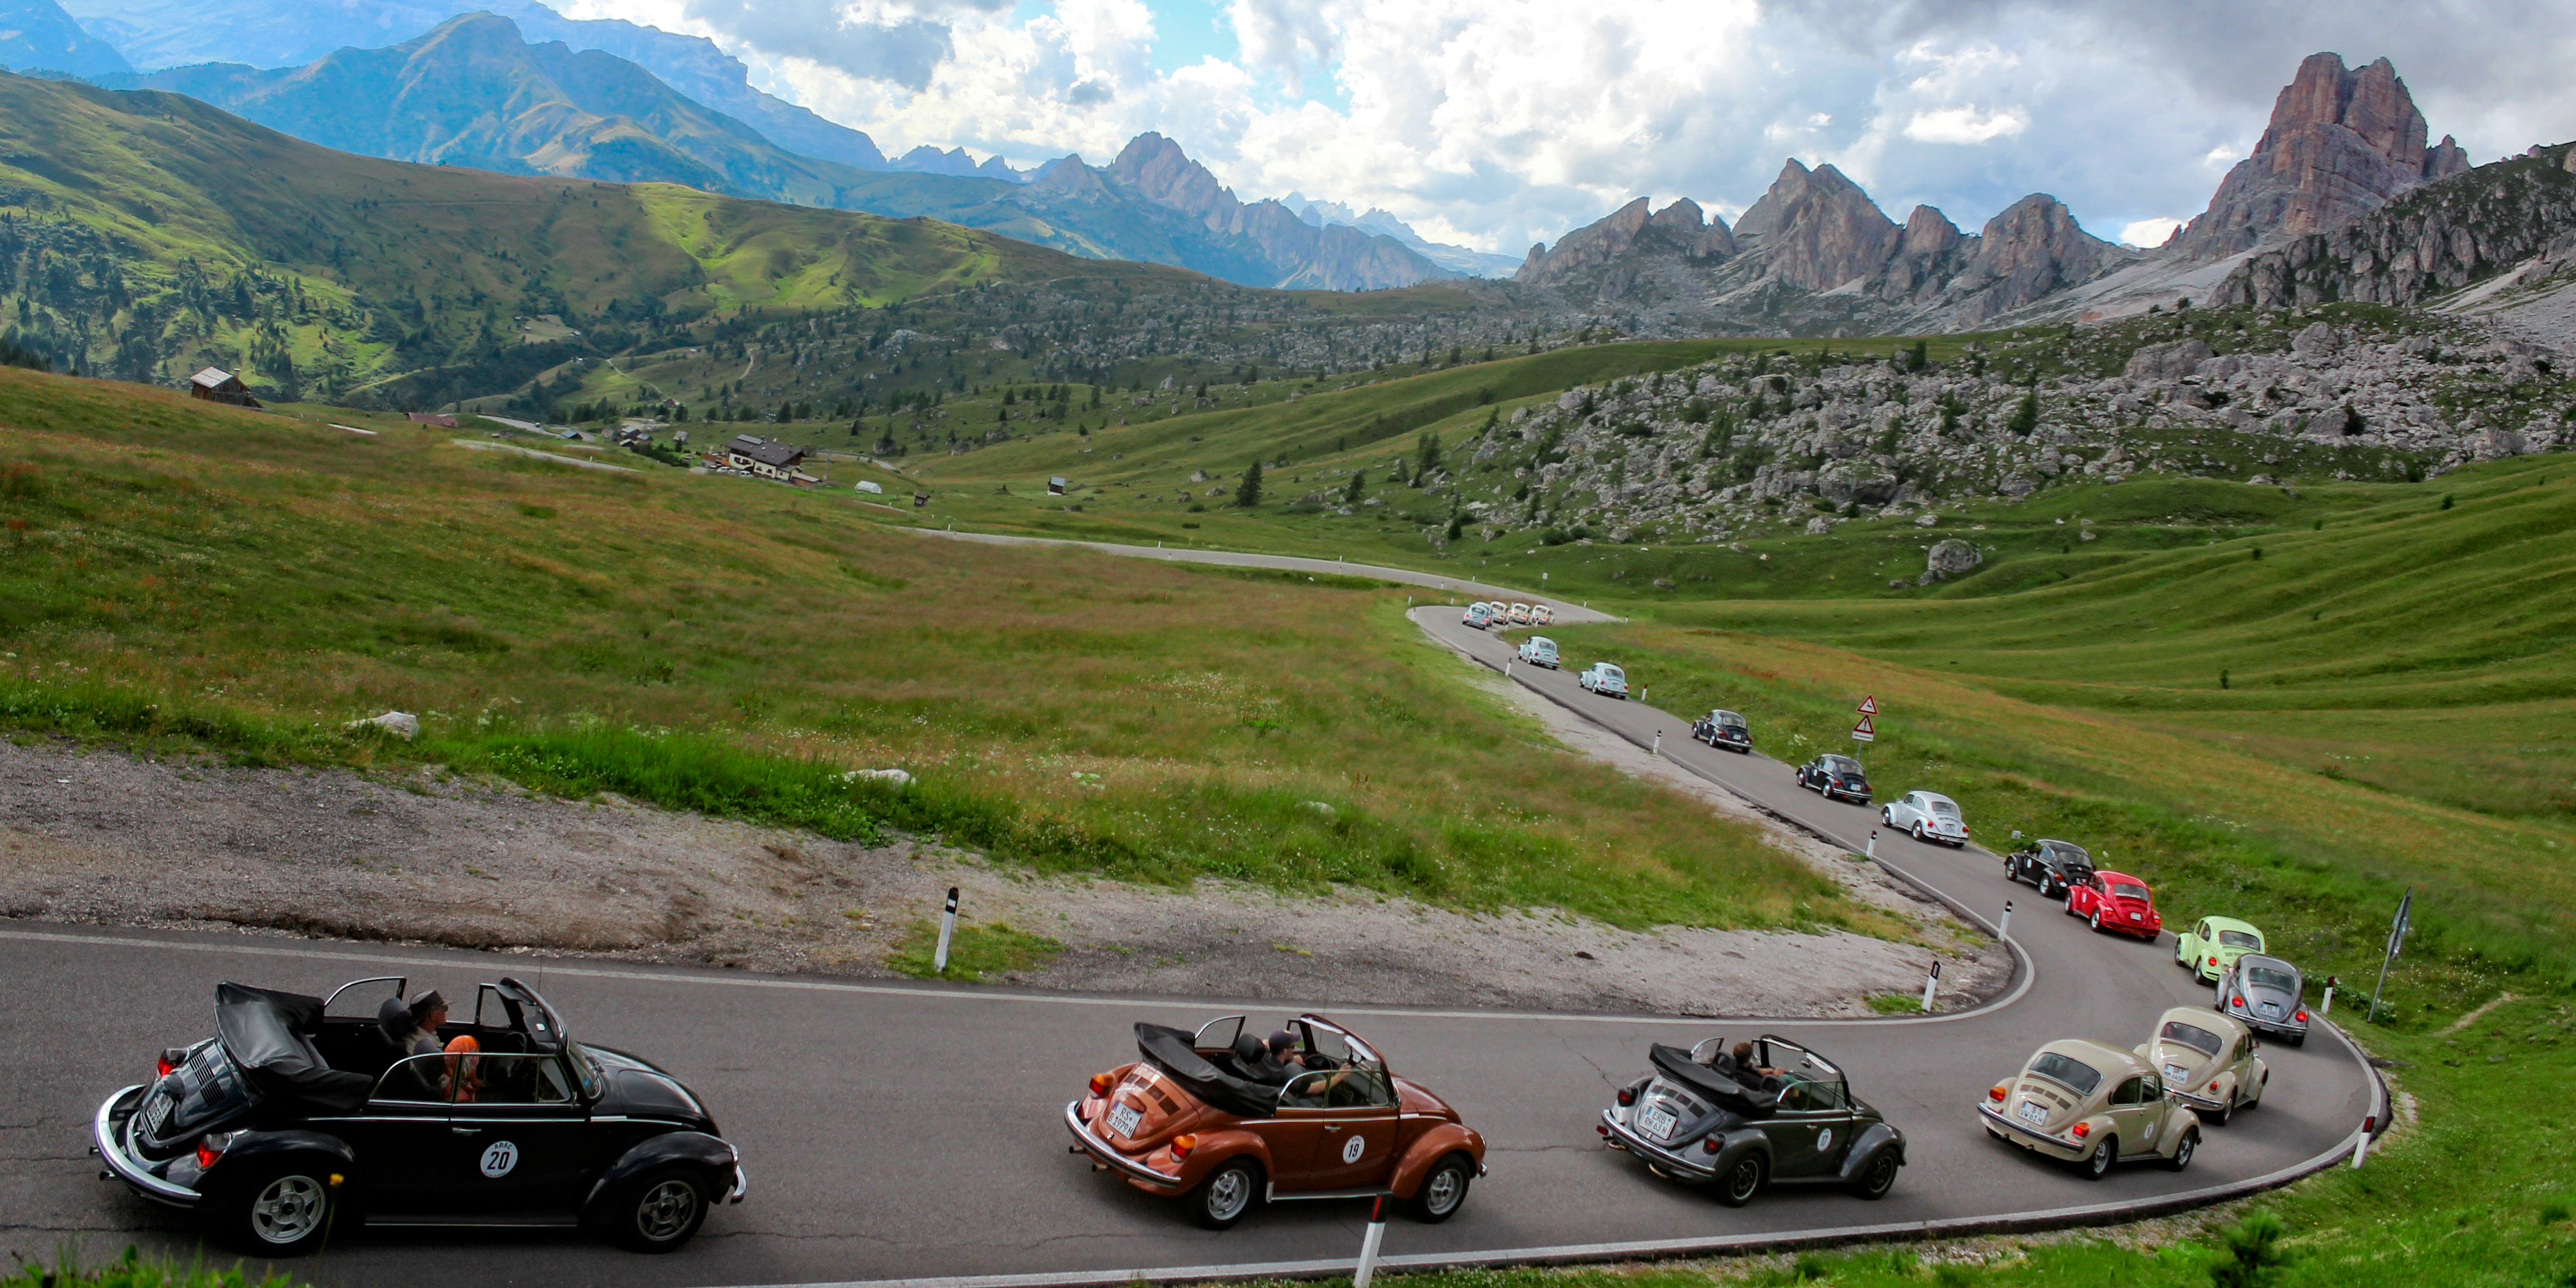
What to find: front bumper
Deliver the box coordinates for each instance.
[726,1159,749,1205]
[2168,1086,2228,1112]
[1063,1099,1182,1190]
[1597,1108,1716,1182]
[92,1085,202,1208]
[1977,1103,2085,1161]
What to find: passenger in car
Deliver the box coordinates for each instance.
[1723,1041,1785,1091]
[444,1034,484,1103]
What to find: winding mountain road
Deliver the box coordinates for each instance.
[0,582,2378,1288]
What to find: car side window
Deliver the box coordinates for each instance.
[1278,1071,1333,1110]
[371,1053,456,1106]
[2110,1075,2143,1106]
[1324,1070,1395,1109]
[460,1054,574,1105]
[2141,1074,2164,1100]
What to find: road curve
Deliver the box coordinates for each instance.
[0,614,2375,1288]
[906,526,1616,622]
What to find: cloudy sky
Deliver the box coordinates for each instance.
[552,0,2576,254]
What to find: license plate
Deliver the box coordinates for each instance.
[2015,1100,2047,1127]
[1105,1101,1143,1138]
[2163,1063,2192,1084]
[139,1093,171,1137]
[2260,1002,2284,1016]
[1636,1105,1678,1140]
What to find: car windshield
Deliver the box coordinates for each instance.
[2159,1021,2224,1057]
[2027,1051,2103,1097]
[1930,800,1959,815]
[2111,883,2151,901]
[2218,930,2263,949]
[566,1041,605,1099]
[1599,666,1624,680]
[1715,711,1744,726]
[2246,967,2300,995]
[1825,756,1860,773]
[2044,842,2090,865]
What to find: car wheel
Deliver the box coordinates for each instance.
[1879,807,1892,824]
[2289,1033,2306,1048]
[1187,1157,1263,1231]
[2090,910,2105,933]
[1405,1153,1475,1223]
[1713,1152,1767,1207]
[2165,1128,2199,1172]
[221,1162,337,1257]
[609,1165,711,1252]
[1848,1148,1900,1200]
[2082,1135,2117,1180]
[1912,822,1927,842]
[2216,1092,2235,1126]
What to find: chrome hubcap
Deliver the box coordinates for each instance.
[1729,1161,1760,1200]
[637,1178,699,1242]
[1206,1167,1251,1220]
[1425,1167,1463,1214]
[250,1175,326,1244]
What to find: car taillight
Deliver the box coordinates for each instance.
[1088,1073,1115,1097]
[194,1132,238,1170]
[2208,1081,2221,1092]
[2295,1010,2308,1022]
[2232,996,2245,1008]
[157,1047,187,1078]
[1169,1134,1197,1161]
[1701,1136,1723,1154]
[2070,1122,2089,1139]
[1616,1087,1636,1106]
[2208,956,2219,966]
[1989,1084,2008,1102]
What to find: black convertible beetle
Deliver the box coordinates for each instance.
[91,975,745,1256]
[1599,1035,1905,1207]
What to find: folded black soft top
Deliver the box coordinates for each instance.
[1135,1022,1277,1119]
[1648,1043,1779,1119]
[217,982,371,1114]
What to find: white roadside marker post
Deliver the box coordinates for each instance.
[1652,730,1663,755]
[2352,1114,2374,1168]
[2321,975,2338,1016]
[1867,829,1879,858]
[1998,900,2014,942]
[933,886,959,974]
[1920,959,1941,1012]
[1353,1192,1392,1288]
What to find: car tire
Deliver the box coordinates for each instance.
[1713,1152,1767,1207]
[219,1161,338,1257]
[2289,1033,2306,1048]
[1848,1148,1900,1200]
[2090,910,2105,933]
[1879,807,1892,824]
[1912,823,1927,842]
[2216,1092,2235,1127]
[1187,1157,1263,1231]
[1405,1152,1475,1224]
[2165,1128,2199,1172]
[608,1165,712,1252]
[2083,1135,2117,1180]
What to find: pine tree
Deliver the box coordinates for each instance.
[1343,469,1366,504]
[1234,459,1264,508]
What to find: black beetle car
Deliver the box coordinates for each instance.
[1599,1035,1904,1206]
[2004,839,2095,899]
[1692,709,1754,753]
[92,976,745,1256]
[1795,754,1871,804]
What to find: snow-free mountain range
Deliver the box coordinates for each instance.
[4,0,2573,350]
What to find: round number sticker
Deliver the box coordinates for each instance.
[1815,1128,1834,1153]
[1341,1135,1366,1164]
[479,1140,519,1179]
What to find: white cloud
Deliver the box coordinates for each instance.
[1901,104,2028,145]
[2119,216,2182,248]
[560,0,2576,257]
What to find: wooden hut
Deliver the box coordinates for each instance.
[187,368,259,408]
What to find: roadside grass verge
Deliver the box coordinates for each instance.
[886,920,1064,982]
[0,366,1880,937]
[0,1246,300,1288]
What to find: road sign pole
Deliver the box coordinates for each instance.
[2368,888,2412,1023]
[933,886,959,974]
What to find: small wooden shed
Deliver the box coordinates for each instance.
[188,368,260,408]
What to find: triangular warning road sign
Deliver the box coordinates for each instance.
[1856,696,1879,715]
[1851,715,1876,742]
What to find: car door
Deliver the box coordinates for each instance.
[339,1053,459,1215]
[1763,1079,1859,1179]
[1269,1069,1398,1193]
[2104,1075,2153,1159]
[442,1052,594,1214]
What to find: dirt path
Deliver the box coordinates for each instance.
[0,695,2000,1016]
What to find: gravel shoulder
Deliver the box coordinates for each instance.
[0,668,2002,1016]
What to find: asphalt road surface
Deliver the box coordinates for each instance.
[909,527,1616,622]
[0,608,2374,1288]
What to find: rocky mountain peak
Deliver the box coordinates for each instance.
[1942,194,2126,322]
[1900,205,1964,258]
[2172,52,2467,259]
[1514,196,1731,285]
[1107,131,1233,219]
[1732,159,1900,290]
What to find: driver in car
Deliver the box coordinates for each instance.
[1722,1041,1785,1091]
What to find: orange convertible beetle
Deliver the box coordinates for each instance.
[1065,1014,1488,1229]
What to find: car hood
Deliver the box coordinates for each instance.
[1395,1076,1460,1121]
[586,1045,715,1129]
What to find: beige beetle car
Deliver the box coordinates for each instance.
[2137,1007,2267,1126]
[1979,1039,2200,1179]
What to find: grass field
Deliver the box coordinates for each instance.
[0,364,1886,939]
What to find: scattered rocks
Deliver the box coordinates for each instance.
[1926,539,1983,577]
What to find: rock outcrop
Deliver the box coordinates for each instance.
[1733,159,1903,290]
[1942,195,2126,322]
[2171,53,2469,259]
[1076,133,1451,291]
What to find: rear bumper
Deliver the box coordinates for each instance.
[92,1085,202,1208]
[1977,1104,2084,1161]
[1063,1099,1182,1190]
[1598,1109,1716,1182]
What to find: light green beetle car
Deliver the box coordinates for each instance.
[2174,916,2266,983]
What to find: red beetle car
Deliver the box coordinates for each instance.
[2066,869,2162,939]
[1065,1014,1487,1230]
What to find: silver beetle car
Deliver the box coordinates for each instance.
[1599,1035,1905,1206]
[2215,953,2310,1046]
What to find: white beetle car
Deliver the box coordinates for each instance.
[1506,603,1532,625]
[1517,636,1560,669]
[1881,792,1969,847]
[1578,663,1629,699]
[1462,603,1496,629]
